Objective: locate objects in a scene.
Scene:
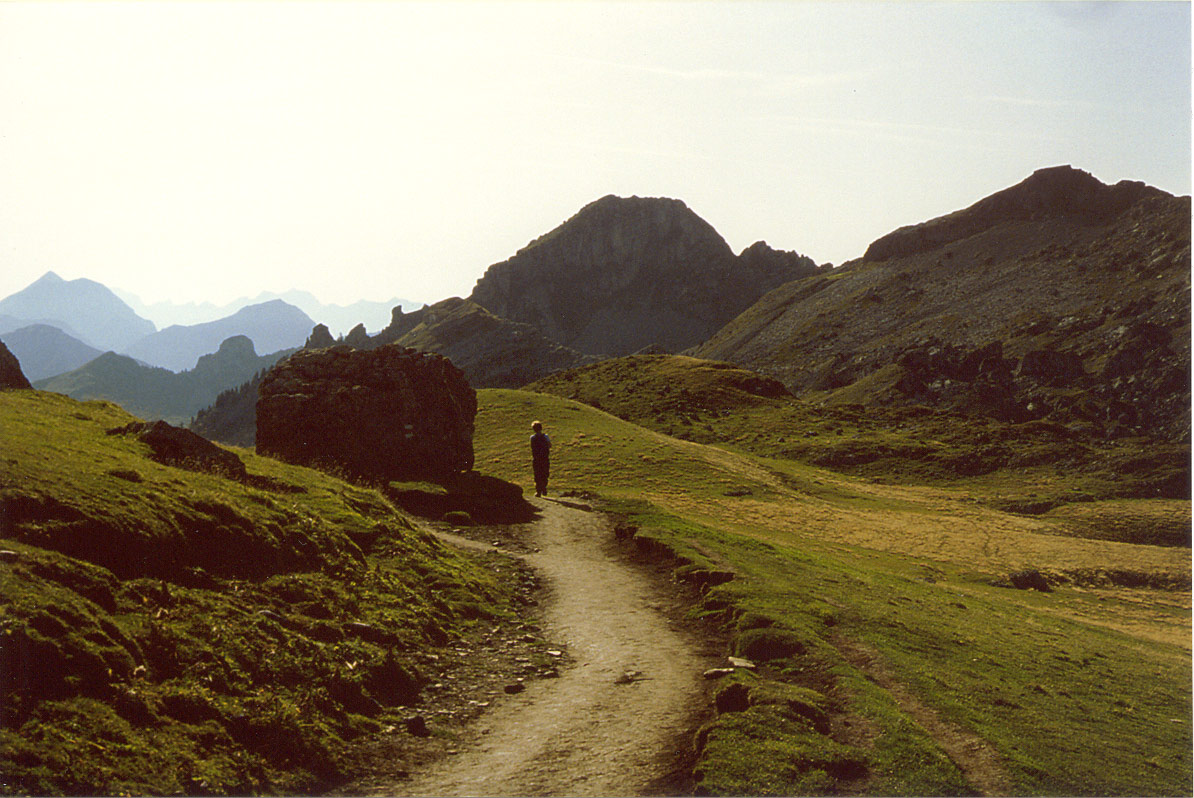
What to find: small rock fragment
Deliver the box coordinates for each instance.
[405,715,431,737]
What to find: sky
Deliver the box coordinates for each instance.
[1,1,1190,308]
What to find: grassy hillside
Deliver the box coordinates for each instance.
[0,390,516,795]
[475,387,1191,796]
[528,355,1190,536]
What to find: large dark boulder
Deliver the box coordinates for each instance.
[0,340,32,389]
[107,420,247,479]
[257,344,476,481]
[1018,349,1086,386]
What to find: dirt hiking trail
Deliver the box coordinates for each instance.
[377,499,718,797]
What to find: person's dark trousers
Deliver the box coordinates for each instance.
[534,460,549,496]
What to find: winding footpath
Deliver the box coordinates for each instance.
[389,500,715,797]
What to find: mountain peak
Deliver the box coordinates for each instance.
[469,195,811,356]
[216,335,257,357]
[864,166,1168,262]
[0,272,155,351]
[582,193,691,213]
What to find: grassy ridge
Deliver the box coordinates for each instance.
[476,387,1192,795]
[0,390,514,794]
[528,355,1190,520]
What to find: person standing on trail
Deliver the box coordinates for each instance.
[530,420,551,497]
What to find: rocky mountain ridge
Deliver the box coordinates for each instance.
[469,194,822,356]
[369,298,596,387]
[692,166,1190,441]
[863,166,1166,261]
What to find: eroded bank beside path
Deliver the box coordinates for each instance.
[361,499,721,797]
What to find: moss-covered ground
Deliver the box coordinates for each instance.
[475,384,1191,796]
[0,390,518,795]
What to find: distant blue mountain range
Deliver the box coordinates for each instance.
[122,300,315,372]
[0,271,155,352]
[0,324,103,382]
[115,288,425,337]
[0,272,423,379]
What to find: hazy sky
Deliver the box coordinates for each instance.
[1,1,1189,307]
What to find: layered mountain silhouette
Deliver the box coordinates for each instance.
[0,324,103,382]
[0,271,155,351]
[118,289,422,336]
[122,300,315,371]
[192,297,596,445]
[0,313,88,342]
[35,336,294,424]
[469,194,821,356]
[692,165,1190,440]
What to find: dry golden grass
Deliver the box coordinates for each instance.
[478,388,1190,645]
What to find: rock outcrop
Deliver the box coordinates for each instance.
[0,340,32,389]
[469,195,820,356]
[305,323,336,349]
[257,344,476,481]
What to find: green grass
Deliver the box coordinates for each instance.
[527,355,1190,511]
[476,387,1192,796]
[1,389,516,795]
